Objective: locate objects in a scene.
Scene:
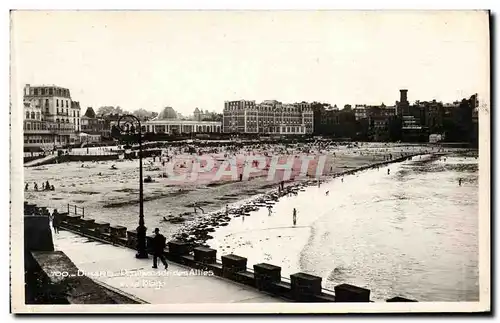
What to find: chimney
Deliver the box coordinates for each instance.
[400,89,408,103]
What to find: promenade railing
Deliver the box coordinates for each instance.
[67,203,85,218]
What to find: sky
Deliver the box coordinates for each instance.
[11,10,489,115]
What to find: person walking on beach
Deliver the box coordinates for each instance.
[387,168,391,175]
[267,205,272,216]
[33,182,38,191]
[325,191,329,196]
[152,228,168,270]
[459,178,462,186]
[293,208,297,226]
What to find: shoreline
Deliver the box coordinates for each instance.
[173,151,436,248]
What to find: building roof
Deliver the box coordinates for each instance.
[157,107,178,120]
[84,107,97,118]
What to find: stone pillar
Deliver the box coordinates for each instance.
[66,215,81,224]
[194,247,217,264]
[290,272,322,301]
[94,221,110,234]
[334,284,371,302]
[167,240,191,257]
[81,218,95,230]
[221,254,247,279]
[253,263,281,291]
[109,225,127,239]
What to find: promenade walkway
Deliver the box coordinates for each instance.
[52,229,286,304]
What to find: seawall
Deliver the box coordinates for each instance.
[25,197,418,303]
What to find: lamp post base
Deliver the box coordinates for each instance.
[136,224,148,259]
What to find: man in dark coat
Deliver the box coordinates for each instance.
[152,228,168,269]
[52,209,60,234]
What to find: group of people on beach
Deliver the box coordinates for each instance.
[25,180,55,191]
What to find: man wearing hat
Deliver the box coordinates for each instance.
[152,228,168,269]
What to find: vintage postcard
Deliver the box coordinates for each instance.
[9,10,491,313]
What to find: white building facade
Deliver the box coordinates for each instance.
[222,100,314,135]
[143,120,222,134]
[23,84,82,151]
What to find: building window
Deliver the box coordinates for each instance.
[56,99,59,107]
[26,111,29,119]
[31,112,35,119]
[66,101,69,108]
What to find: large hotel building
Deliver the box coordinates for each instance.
[23,84,81,151]
[222,100,314,135]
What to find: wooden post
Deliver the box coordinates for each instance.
[75,205,77,214]
[82,207,85,218]
[67,204,69,214]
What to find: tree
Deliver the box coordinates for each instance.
[97,106,128,116]
[132,109,158,121]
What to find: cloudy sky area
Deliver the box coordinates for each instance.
[12,10,489,115]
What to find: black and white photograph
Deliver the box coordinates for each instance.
[9,9,491,313]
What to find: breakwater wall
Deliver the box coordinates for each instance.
[24,200,418,303]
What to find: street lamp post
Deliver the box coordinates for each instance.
[117,115,148,259]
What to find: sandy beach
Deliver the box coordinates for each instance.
[25,142,443,241]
